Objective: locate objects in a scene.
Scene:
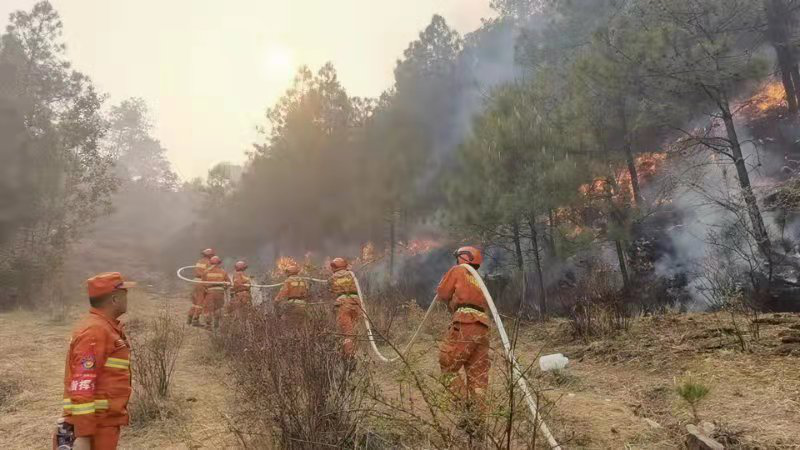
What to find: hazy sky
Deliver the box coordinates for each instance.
[1,0,495,179]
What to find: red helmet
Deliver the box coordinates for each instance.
[285,263,300,276]
[330,257,348,272]
[454,246,482,267]
[202,248,215,257]
[210,256,222,265]
[235,261,248,271]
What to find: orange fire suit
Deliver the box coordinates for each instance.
[436,265,491,417]
[275,276,310,328]
[188,256,211,323]
[62,308,131,449]
[329,270,363,357]
[228,271,252,317]
[202,265,230,327]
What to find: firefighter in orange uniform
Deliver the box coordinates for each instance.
[436,246,491,434]
[227,260,252,318]
[188,248,214,326]
[61,272,135,450]
[328,258,362,357]
[201,256,230,329]
[274,263,310,327]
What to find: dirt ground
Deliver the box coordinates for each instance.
[1,289,799,449]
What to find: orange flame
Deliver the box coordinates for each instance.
[741,80,786,119]
[360,242,376,263]
[579,152,668,205]
[400,239,441,256]
[270,256,299,279]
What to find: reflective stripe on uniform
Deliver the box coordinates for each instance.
[287,299,307,305]
[207,287,225,291]
[69,401,96,415]
[456,306,488,318]
[64,398,107,410]
[105,357,130,370]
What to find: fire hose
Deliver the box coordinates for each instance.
[176,266,325,288]
[352,265,561,449]
[177,264,559,448]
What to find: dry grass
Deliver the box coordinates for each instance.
[0,289,239,449]
[517,312,800,448]
[0,284,798,449]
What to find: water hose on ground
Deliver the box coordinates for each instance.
[351,266,560,449]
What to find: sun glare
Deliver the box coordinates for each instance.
[260,43,294,81]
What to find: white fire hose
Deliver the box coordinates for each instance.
[350,270,439,364]
[352,265,561,449]
[176,266,323,289]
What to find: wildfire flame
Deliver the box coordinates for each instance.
[751,81,784,112]
[400,239,441,256]
[360,242,376,263]
[270,256,299,279]
[741,80,787,120]
[579,152,668,205]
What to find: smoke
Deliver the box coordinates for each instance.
[65,184,203,284]
[414,16,543,200]
[653,110,792,309]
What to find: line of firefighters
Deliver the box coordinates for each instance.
[189,245,493,434]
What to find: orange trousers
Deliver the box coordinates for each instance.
[227,292,252,317]
[439,321,490,413]
[280,302,307,329]
[91,426,120,449]
[204,290,225,326]
[335,299,362,357]
[187,283,205,321]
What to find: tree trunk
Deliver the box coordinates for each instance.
[527,217,548,317]
[779,51,799,112]
[512,221,525,273]
[625,145,643,207]
[790,64,800,102]
[389,212,396,283]
[512,220,526,312]
[548,209,558,259]
[619,102,643,206]
[766,0,800,113]
[720,99,772,260]
[615,239,630,289]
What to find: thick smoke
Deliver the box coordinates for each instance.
[654,111,795,309]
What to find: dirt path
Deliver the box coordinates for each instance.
[0,289,238,449]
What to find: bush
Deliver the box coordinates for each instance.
[215,287,561,449]
[129,311,185,426]
[217,307,371,449]
[567,264,633,342]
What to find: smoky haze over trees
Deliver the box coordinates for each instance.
[3,0,800,313]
